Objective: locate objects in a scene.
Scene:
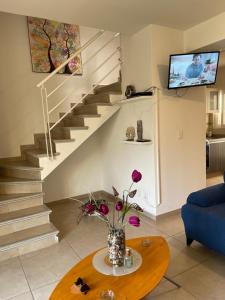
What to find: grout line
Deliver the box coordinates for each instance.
[18,256,35,300]
[64,237,82,260]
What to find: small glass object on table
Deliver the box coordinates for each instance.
[99,290,127,299]
[99,290,115,300]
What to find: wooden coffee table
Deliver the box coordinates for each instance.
[50,236,171,300]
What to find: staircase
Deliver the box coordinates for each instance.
[0,80,122,262]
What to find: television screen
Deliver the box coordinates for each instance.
[168,51,220,89]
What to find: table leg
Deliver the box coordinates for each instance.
[163,276,181,288]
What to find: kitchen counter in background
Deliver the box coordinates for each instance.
[206,137,225,173]
[206,136,225,144]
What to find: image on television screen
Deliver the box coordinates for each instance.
[168,52,220,89]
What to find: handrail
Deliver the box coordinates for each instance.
[48,48,121,116]
[47,33,120,98]
[37,29,105,88]
[49,61,122,132]
[37,29,121,159]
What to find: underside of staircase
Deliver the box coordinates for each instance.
[0,82,121,262]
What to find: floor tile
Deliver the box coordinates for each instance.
[155,213,185,236]
[175,254,225,299]
[172,232,215,259]
[20,240,79,290]
[166,237,211,277]
[8,292,34,300]
[0,257,30,300]
[65,217,108,258]
[145,284,196,299]
[32,281,58,300]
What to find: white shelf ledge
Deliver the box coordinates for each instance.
[120,96,154,104]
[122,141,152,145]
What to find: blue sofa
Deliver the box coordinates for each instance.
[182,173,225,255]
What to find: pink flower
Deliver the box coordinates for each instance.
[99,204,109,215]
[115,201,123,211]
[129,215,140,227]
[132,170,142,183]
[85,203,95,214]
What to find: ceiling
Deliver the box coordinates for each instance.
[1,0,225,34]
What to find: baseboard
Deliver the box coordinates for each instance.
[46,190,179,222]
[155,208,181,221]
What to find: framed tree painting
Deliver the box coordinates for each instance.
[27,17,82,75]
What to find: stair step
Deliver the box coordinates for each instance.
[53,139,75,144]
[72,102,112,115]
[63,126,89,130]
[0,177,43,194]
[0,160,42,180]
[0,193,44,213]
[83,93,110,104]
[24,149,60,167]
[75,114,101,118]
[0,205,51,236]
[94,82,122,94]
[0,223,59,262]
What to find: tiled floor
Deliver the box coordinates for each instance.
[1,199,225,300]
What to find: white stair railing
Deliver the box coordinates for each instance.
[37,30,121,159]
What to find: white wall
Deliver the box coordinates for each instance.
[149,25,206,215]
[119,25,206,215]
[121,26,152,94]
[98,98,158,215]
[0,11,119,158]
[44,132,103,202]
[184,12,225,52]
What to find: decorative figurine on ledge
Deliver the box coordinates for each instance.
[126,126,135,141]
[136,120,151,143]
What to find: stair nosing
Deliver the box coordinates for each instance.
[0,163,43,171]
[0,205,51,226]
[63,126,89,130]
[53,139,75,144]
[0,192,44,206]
[75,114,101,118]
[25,150,60,158]
[0,224,59,251]
[0,178,43,185]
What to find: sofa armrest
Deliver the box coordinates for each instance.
[187,183,225,207]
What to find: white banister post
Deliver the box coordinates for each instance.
[44,87,54,159]
[41,85,49,157]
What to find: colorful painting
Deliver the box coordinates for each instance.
[27,17,82,74]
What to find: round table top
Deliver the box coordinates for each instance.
[50,236,170,300]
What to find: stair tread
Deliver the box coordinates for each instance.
[53,139,75,143]
[0,223,58,250]
[76,114,101,118]
[63,126,89,130]
[0,176,43,184]
[0,192,43,204]
[84,102,112,107]
[0,205,51,224]
[25,149,60,158]
[0,160,42,171]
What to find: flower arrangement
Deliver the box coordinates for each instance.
[76,170,143,266]
[77,170,143,228]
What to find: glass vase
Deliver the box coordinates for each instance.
[107,226,125,267]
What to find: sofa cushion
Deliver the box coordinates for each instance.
[187,183,225,207]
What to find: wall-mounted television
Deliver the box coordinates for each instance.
[168,51,220,89]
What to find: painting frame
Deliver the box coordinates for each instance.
[27,16,82,75]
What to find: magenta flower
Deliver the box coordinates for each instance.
[99,204,109,215]
[115,201,123,211]
[129,215,140,227]
[85,203,95,214]
[132,170,142,183]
